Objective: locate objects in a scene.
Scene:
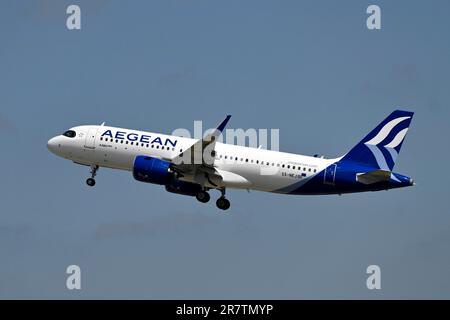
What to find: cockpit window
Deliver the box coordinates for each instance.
[63,130,76,138]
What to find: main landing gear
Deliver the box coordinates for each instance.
[86,165,98,187]
[216,188,230,210]
[195,190,210,203]
[195,188,231,210]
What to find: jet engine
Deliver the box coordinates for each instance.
[133,156,172,185]
[133,156,203,197]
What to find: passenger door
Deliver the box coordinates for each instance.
[85,127,97,149]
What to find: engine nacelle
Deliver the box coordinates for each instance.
[133,156,202,196]
[165,179,202,197]
[133,156,172,185]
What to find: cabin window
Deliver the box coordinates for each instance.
[282,164,285,168]
[100,137,103,141]
[245,159,248,162]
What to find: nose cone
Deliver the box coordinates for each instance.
[47,137,60,155]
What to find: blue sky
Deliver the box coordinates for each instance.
[0,0,449,298]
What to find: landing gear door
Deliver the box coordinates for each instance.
[324,164,337,185]
[85,128,97,149]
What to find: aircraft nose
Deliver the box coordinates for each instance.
[47,137,60,154]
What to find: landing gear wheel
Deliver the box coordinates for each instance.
[86,178,96,187]
[216,197,230,210]
[86,165,99,187]
[196,191,210,203]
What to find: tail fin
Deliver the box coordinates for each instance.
[341,110,414,171]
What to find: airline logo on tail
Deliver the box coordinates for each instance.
[341,110,414,171]
[364,115,412,171]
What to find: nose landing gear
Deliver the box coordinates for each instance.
[86,165,99,187]
[86,178,96,186]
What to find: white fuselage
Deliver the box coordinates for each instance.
[48,125,337,193]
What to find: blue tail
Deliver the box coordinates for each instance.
[341,110,414,171]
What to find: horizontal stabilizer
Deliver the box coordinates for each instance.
[356,169,391,185]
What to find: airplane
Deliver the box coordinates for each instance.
[47,110,415,210]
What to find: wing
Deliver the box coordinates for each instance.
[168,115,231,186]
